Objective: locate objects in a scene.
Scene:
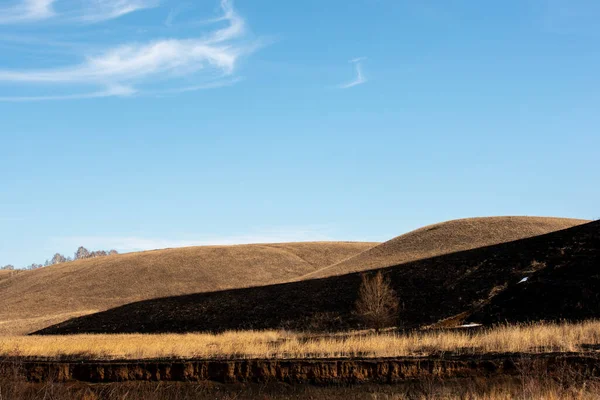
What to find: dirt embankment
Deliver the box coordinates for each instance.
[3,354,600,384]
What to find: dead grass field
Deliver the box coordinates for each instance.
[302,216,588,279]
[0,241,376,335]
[2,321,600,360]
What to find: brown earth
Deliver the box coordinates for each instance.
[4,353,600,384]
[0,242,376,335]
[36,220,600,335]
[302,216,588,279]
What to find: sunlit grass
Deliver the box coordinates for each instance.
[1,320,599,360]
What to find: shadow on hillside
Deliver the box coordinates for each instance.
[35,221,600,335]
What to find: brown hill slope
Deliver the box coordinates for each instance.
[0,270,13,281]
[0,242,376,335]
[36,220,600,335]
[301,217,588,279]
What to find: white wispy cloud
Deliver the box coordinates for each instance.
[0,0,157,24]
[52,227,336,253]
[73,0,159,23]
[0,0,56,23]
[164,2,191,27]
[338,57,367,89]
[0,0,257,100]
[0,84,135,102]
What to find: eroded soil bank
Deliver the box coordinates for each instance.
[2,353,600,384]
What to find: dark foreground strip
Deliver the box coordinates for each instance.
[2,353,600,384]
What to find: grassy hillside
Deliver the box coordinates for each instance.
[0,242,376,335]
[37,220,600,335]
[0,270,14,281]
[301,216,588,279]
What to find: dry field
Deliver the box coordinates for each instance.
[0,241,376,335]
[302,216,588,279]
[0,269,19,281]
[2,321,600,360]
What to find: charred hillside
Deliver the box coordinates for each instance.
[35,221,600,335]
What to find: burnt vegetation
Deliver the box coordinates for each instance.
[36,220,600,335]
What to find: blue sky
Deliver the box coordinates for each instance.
[1,0,599,267]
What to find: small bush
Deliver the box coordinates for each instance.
[355,271,400,331]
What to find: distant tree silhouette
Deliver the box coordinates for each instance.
[74,246,91,260]
[90,250,107,258]
[50,253,68,265]
[13,247,116,271]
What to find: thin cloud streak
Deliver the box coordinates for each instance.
[54,227,336,253]
[338,57,367,89]
[0,85,135,102]
[0,0,157,24]
[73,0,160,23]
[164,2,191,27]
[149,77,244,96]
[0,0,55,23]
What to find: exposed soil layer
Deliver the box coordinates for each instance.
[3,353,600,384]
[36,221,600,334]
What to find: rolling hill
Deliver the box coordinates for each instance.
[301,217,589,279]
[0,241,376,335]
[36,220,600,335]
[0,270,13,280]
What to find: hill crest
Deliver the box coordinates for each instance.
[301,216,589,279]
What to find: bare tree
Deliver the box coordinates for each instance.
[90,250,107,258]
[50,253,68,265]
[25,263,43,270]
[74,246,91,260]
[1,264,15,270]
[108,249,118,256]
[355,271,400,332]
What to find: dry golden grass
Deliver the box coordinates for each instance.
[303,216,589,279]
[2,321,599,360]
[0,311,98,336]
[0,269,18,281]
[0,241,376,335]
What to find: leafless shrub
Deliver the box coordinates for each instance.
[355,271,400,331]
